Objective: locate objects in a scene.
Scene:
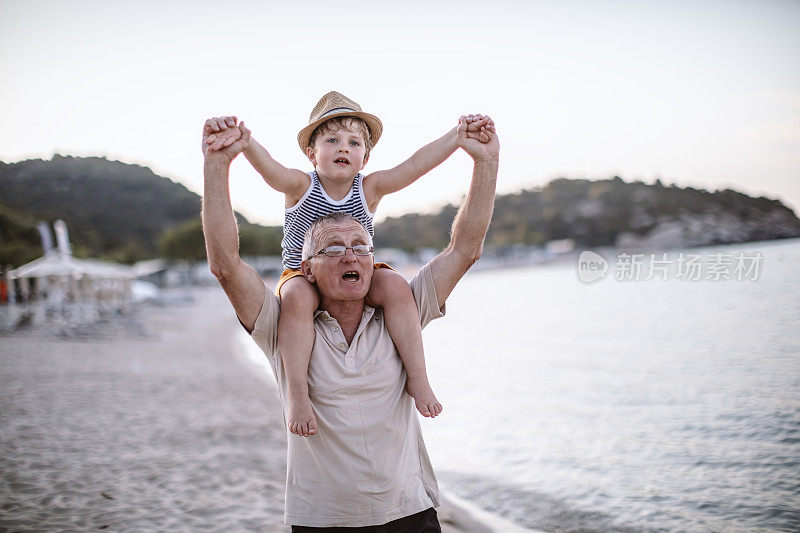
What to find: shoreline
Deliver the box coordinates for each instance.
[0,286,535,532]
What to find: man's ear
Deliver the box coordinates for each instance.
[300,260,315,284]
[360,153,369,170]
[306,146,317,166]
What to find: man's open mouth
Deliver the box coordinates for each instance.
[335,157,350,165]
[342,271,360,281]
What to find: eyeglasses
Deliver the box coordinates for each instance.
[314,245,374,258]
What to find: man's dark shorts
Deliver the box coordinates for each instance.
[291,508,441,533]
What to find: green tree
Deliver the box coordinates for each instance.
[158,218,206,261]
[158,218,284,261]
[0,202,42,267]
[239,223,283,257]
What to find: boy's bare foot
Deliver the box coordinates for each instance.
[288,394,317,437]
[406,378,443,418]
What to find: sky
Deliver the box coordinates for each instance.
[1,0,799,226]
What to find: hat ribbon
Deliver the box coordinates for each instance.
[319,107,357,119]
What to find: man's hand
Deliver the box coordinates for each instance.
[458,115,499,162]
[202,116,251,162]
[430,116,498,309]
[463,114,492,143]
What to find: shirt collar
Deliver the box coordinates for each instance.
[314,306,376,322]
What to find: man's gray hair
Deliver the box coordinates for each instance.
[301,213,373,261]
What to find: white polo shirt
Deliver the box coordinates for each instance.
[250,263,445,527]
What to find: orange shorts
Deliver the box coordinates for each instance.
[274,262,394,300]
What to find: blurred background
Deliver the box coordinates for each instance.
[2,0,800,266]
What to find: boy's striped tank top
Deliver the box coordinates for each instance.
[281,171,375,269]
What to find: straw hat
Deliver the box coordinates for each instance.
[297,91,383,152]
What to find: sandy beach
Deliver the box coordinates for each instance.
[0,287,531,532]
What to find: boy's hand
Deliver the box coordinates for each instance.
[204,116,251,152]
[458,115,499,162]
[202,117,251,162]
[463,114,493,143]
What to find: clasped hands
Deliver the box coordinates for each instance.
[201,116,251,161]
[201,113,497,161]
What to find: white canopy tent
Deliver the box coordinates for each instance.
[10,253,133,280]
[3,220,135,331]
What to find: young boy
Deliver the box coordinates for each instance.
[205,91,491,437]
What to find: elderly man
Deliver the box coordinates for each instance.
[201,116,498,531]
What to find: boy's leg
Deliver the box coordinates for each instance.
[368,268,442,418]
[278,275,320,436]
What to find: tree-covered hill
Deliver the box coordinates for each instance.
[3,156,799,268]
[375,177,800,251]
[0,155,283,266]
[0,155,204,263]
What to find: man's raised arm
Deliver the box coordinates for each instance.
[201,118,266,332]
[429,117,499,309]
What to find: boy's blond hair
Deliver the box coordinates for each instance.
[308,116,374,161]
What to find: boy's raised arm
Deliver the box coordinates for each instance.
[205,116,310,201]
[363,115,491,210]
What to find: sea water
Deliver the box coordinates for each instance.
[421,238,800,532]
[239,238,800,532]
